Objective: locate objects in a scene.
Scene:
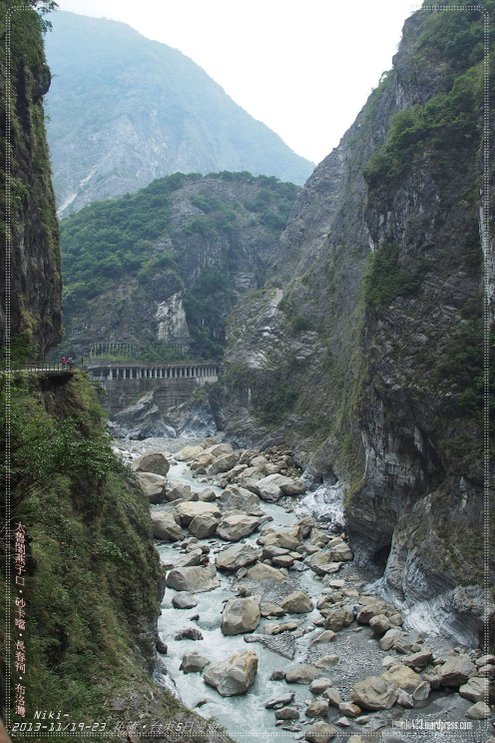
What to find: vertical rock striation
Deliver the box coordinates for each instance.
[0,2,62,359]
[222,2,494,641]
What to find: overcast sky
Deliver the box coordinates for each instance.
[54,0,422,164]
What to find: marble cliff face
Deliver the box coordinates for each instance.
[220,4,493,640]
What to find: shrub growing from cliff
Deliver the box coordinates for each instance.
[364,72,481,187]
[363,242,423,310]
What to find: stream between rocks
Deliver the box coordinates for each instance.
[113,435,493,743]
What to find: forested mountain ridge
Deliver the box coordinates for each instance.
[44,11,314,216]
[60,171,299,360]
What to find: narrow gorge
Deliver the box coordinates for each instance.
[1,1,494,742]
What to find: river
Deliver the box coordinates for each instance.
[112,435,484,742]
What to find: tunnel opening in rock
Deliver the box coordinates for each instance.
[373,543,392,568]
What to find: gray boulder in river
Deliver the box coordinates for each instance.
[165,565,220,593]
[203,650,258,696]
[221,596,261,635]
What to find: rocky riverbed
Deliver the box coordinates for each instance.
[112,435,494,743]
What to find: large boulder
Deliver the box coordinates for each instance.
[305,722,338,742]
[311,630,337,645]
[351,676,398,710]
[310,678,333,695]
[255,473,298,502]
[205,443,234,459]
[315,655,340,670]
[216,543,262,572]
[306,551,342,576]
[437,656,476,688]
[198,488,217,502]
[459,676,489,702]
[175,627,203,641]
[246,562,285,581]
[190,451,216,473]
[402,649,434,669]
[356,599,403,626]
[275,707,299,720]
[280,591,313,614]
[188,513,218,538]
[382,664,422,691]
[175,501,221,527]
[368,614,391,637]
[175,445,205,461]
[179,652,209,673]
[175,548,203,568]
[135,472,167,503]
[323,688,342,707]
[165,565,220,593]
[221,596,261,635]
[172,591,198,609]
[323,606,354,631]
[209,451,238,475]
[203,650,258,696]
[465,701,491,719]
[151,512,184,541]
[281,478,307,496]
[379,628,404,651]
[191,443,234,473]
[305,699,329,718]
[265,692,296,709]
[260,602,286,618]
[165,483,198,502]
[326,538,353,561]
[261,526,304,550]
[132,452,170,476]
[285,664,321,684]
[266,621,298,635]
[216,513,262,542]
[219,486,261,512]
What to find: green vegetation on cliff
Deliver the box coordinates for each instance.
[2,372,226,739]
[0,0,62,358]
[362,0,494,484]
[363,242,424,310]
[1,373,160,725]
[60,171,299,360]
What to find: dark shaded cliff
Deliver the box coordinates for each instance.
[220,0,494,642]
[0,1,62,361]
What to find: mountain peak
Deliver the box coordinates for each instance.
[44,11,314,215]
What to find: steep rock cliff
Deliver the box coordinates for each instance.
[221,1,494,642]
[0,2,62,360]
[60,172,299,360]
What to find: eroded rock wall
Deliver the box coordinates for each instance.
[0,4,62,359]
[221,3,493,641]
